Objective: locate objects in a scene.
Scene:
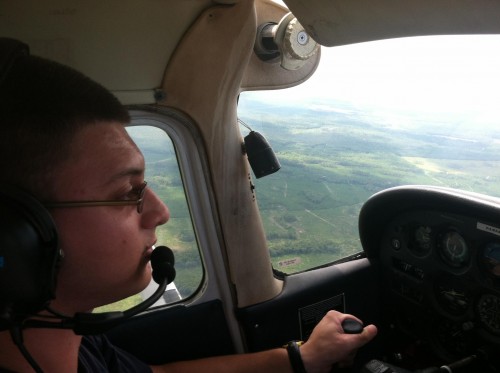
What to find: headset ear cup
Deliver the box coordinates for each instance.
[0,185,60,329]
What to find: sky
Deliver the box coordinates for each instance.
[312,36,500,111]
[248,35,500,117]
[250,1,500,119]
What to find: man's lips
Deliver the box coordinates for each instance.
[144,246,154,261]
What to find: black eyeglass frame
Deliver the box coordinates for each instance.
[43,181,148,214]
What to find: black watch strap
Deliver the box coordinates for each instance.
[286,340,307,373]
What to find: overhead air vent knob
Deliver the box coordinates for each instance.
[255,12,319,71]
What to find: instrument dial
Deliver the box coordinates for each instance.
[477,293,500,334]
[438,231,470,269]
[410,225,433,256]
[435,277,471,315]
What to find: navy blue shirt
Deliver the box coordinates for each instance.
[78,335,152,373]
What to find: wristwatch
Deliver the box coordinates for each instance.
[286,340,307,373]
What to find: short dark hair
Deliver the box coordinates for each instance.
[0,54,130,200]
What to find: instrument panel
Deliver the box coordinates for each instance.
[357,186,500,370]
[380,209,500,359]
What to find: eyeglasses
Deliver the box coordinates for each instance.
[44,181,148,214]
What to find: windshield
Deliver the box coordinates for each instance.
[238,35,500,274]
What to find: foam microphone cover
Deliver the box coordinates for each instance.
[150,246,176,285]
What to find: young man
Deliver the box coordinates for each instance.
[0,43,377,372]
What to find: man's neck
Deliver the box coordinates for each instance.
[0,328,82,373]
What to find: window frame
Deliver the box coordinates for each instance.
[128,107,244,348]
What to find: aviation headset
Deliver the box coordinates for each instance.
[0,38,62,330]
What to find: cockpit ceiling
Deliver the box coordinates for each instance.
[283,0,500,47]
[4,0,500,104]
[0,0,221,95]
[1,0,281,104]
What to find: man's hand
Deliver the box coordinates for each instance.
[299,310,378,373]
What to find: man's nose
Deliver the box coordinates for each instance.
[141,187,170,228]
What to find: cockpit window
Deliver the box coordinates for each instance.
[238,35,500,274]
